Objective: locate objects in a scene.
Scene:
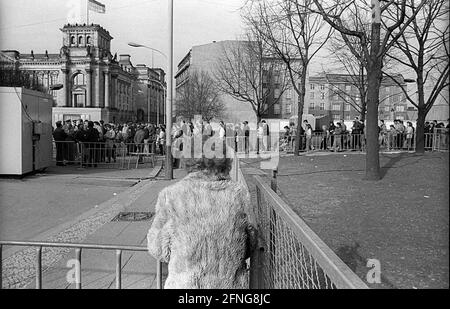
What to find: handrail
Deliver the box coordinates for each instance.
[0,240,163,290]
[0,240,147,251]
[252,176,369,289]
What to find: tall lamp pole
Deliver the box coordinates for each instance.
[166,0,174,180]
[128,37,173,179]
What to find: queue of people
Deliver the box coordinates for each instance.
[52,119,167,167]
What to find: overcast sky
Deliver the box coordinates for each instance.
[0,0,246,70]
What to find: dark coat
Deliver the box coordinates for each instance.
[53,128,67,142]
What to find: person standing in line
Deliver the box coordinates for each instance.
[53,121,68,166]
[243,121,250,155]
[158,125,166,156]
[105,124,116,163]
[289,122,297,153]
[333,122,343,152]
[379,120,388,148]
[305,124,313,151]
[204,120,213,137]
[405,121,415,151]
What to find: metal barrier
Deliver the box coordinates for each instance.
[280,131,449,153]
[250,176,368,289]
[53,141,158,169]
[0,241,164,289]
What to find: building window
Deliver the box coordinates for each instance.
[71,36,76,45]
[286,104,292,114]
[286,89,292,99]
[385,86,390,93]
[320,103,325,110]
[274,104,281,115]
[87,36,92,45]
[320,84,325,90]
[310,84,315,90]
[346,85,351,92]
[333,114,340,120]
[385,106,390,112]
[310,92,315,99]
[78,36,84,46]
[74,94,85,107]
[345,114,351,120]
[73,73,85,86]
[332,103,341,111]
[345,103,351,111]
[274,89,281,99]
[397,115,405,120]
[393,94,400,103]
[321,92,325,100]
[309,102,315,110]
[396,105,405,112]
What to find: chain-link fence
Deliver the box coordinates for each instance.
[250,176,368,289]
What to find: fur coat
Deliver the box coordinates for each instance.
[147,171,255,289]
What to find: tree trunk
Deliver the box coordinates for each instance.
[294,69,307,156]
[415,108,426,154]
[365,18,382,181]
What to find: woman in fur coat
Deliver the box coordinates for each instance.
[147,152,255,289]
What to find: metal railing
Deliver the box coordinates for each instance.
[280,131,449,153]
[249,176,369,289]
[53,141,159,170]
[0,241,164,289]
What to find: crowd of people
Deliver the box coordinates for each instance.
[52,119,167,167]
[280,118,366,152]
[281,118,449,153]
[52,116,449,166]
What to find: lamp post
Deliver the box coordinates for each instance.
[128,0,173,180]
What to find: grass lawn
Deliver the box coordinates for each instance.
[242,152,449,289]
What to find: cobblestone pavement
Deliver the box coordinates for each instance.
[1,179,155,289]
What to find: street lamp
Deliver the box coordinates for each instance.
[128,0,173,179]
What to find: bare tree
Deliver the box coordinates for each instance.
[175,70,226,122]
[312,0,427,180]
[326,31,369,121]
[384,0,449,153]
[244,0,332,156]
[214,37,290,125]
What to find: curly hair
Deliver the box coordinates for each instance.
[180,135,233,179]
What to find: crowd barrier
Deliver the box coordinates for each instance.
[280,131,449,153]
[52,140,158,170]
[0,241,165,289]
[249,176,368,289]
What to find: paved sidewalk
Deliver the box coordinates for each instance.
[23,168,187,289]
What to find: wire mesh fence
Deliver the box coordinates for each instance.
[250,176,368,289]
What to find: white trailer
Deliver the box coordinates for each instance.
[0,87,54,175]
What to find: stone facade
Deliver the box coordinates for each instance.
[175,41,305,125]
[308,74,409,122]
[0,24,165,125]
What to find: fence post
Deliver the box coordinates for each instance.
[36,246,42,289]
[0,245,2,290]
[116,250,122,289]
[271,169,278,193]
[75,248,82,289]
[156,260,163,289]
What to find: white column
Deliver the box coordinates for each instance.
[105,71,110,109]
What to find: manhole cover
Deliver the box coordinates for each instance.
[112,212,154,222]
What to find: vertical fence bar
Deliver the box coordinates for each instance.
[156,260,163,289]
[75,248,82,289]
[36,246,42,289]
[0,244,2,290]
[116,250,122,289]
